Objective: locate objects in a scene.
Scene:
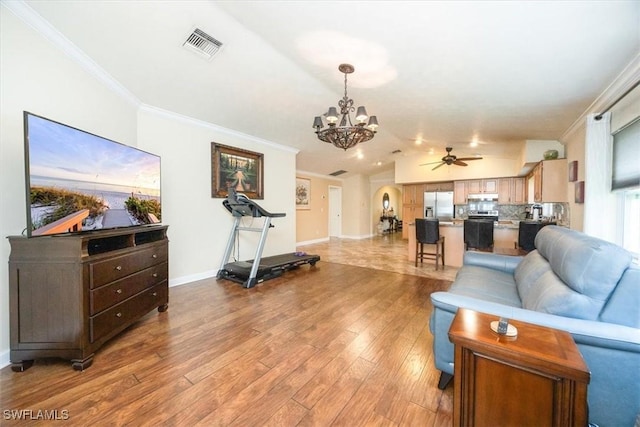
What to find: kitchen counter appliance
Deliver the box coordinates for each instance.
[467,210,499,222]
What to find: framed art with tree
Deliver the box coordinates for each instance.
[211,143,263,199]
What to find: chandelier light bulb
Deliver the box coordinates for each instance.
[356,106,368,122]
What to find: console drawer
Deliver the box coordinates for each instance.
[89,244,168,289]
[89,282,168,343]
[90,263,167,315]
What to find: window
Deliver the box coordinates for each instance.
[612,116,640,191]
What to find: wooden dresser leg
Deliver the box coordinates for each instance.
[158,304,168,312]
[11,360,34,372]
[71,355,94,371]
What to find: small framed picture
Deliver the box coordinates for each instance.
[568,160,578,182]
[575,181,585,204]
[296,178,310,209]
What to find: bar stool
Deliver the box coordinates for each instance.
[515,221,556,252]
[415,218,445,270]
[464,219,494,251]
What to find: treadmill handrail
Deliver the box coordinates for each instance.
[222,189,285,218]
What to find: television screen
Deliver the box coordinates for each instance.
[23,111,161,237]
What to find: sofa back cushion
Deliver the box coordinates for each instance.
[534,226,632,305]
[599,266,640,328]
[514,250,551,303]
[521,269,607,319]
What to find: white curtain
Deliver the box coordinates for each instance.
[584,112,617,242]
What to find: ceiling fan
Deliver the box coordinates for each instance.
[420,147,483,170]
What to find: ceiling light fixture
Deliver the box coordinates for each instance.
[312,64,378,151]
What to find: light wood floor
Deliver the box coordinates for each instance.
[0,235,454,426]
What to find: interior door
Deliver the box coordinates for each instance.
[329,186,342,237]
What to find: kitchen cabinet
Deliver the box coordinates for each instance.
[529,160,567,203]
[498,177,526,204]
[454,181,467,204]
[402,184,425,239]
[403,183,424,205]
[466,179,497,194]
[424,181,454,192]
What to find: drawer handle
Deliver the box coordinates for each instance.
[116,312,122,318]
[152,273,158,278]
[116,289,123,294]
[152,292,157,297]
[152,254,158,259]
[115,265,122,271]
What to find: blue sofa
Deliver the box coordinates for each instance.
[430,226,640,427]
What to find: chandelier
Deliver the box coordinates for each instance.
[312,64,379,150]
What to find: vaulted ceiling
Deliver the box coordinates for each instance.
[22,1,640,178]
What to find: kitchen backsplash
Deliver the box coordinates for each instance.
[455,203,570,226]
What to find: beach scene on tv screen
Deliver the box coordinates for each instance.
[27,114,161,236]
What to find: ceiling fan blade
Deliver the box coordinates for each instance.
[456,157,483,161]
[420,161,444,166]
[453,160,468,166]
[432,162,446,170]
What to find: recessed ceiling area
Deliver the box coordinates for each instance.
[21,0,640,178]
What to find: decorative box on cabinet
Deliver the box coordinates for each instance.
[8,225,169,371]
[449,308,589,427]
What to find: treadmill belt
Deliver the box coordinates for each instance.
[221,252,320,283]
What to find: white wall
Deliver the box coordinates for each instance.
[0,5,298,367]
[395,155,522,183]
[137,107,297,285]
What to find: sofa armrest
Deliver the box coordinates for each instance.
[431,291,640,350]
[462,250,523,274]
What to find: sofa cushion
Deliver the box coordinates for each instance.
[514,250,552,303]
[599,266,640,328]
[450,266,521,307]
[521,269,604,319]
[534,226,632,304]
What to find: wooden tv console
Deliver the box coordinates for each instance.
[8,225,169,371]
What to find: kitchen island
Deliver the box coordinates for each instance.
[408,220,521,267]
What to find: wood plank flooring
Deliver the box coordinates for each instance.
[0,256,454,426]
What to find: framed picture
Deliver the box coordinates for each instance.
[568,160,578,182]
[211,143,263,199]
[575,181,585,204]
[296,177,310,209]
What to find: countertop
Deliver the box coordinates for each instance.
[411,219,564,230]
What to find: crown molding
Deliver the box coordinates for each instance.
[140,104,299,154]
[2,0,141,108]
[561,53,640,141]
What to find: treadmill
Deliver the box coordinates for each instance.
[216,188,320,288]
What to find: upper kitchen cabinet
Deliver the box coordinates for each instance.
[424,181,454,192]
[466,179,498,194]
[454,181,467,204]
[529,159,568,203]
[403,183,425,205]
[498,177,526,204]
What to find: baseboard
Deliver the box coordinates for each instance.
[296,237,330,246]
[169,270,217,288]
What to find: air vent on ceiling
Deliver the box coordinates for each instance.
[329,170,347,177]
[183,28,223,60]
[392,149,402,154]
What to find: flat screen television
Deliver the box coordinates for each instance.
[23,111,161,237]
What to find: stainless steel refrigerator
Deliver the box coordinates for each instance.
[424,191,454,220]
